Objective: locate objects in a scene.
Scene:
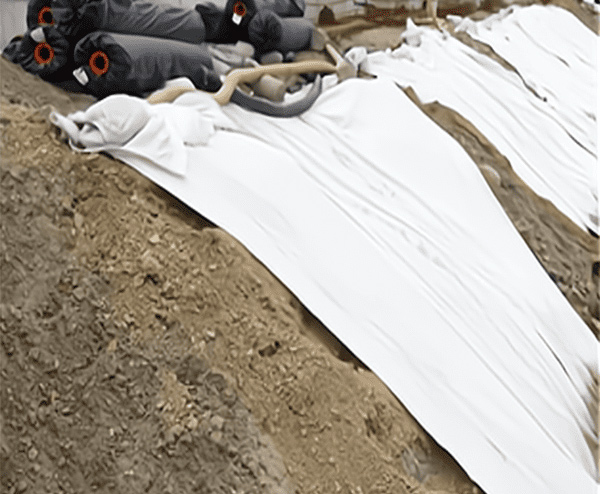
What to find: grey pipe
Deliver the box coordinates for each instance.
[230,74,322,117]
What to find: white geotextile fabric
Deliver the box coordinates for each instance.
[366,8,598,234]
[51,78,598,494]
[454,5,597,160]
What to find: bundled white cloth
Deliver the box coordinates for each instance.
[367,9,598,234]
[50,90,225,176]
[50,76,598,494]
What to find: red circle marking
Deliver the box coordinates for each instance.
[233,2,246,16]
[89,51,109,76]
[34,42,54,65]
[38,6,54,25]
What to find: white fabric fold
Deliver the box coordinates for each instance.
[367,8,598,233]
[50,93,218,177]
[51,77,598,494]
[48,9,599,491]
[454,5,597,157]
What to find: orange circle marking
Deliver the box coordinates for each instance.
[34,42,54,65]
[38,6,54,25]
[233,1,246,16]
[89,51,109,76]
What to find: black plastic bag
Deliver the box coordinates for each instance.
[188,0,304,17]
[2,26,72,81]
[255,0,305,17]
[73,31,221,97]
[26,0,54,29]
[247,10,313,53]
[51,0,206,43]
[195,0,312,54]
[196,0,258,43]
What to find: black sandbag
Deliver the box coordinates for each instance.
[26,0,54,29]
[195,0,258,43]
[52,0,206,43]
[247,10,313,53]
[50,0,95,39]
[193,0,306,45]
[256,0,305,17]
[72,31,221,97]
[2,36,23,63]
[2,26,72,81]
[194,0,305,18]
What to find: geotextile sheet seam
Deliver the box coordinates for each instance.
[366,5,598,234]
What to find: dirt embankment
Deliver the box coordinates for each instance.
[1,57,481,494]
[1,107,295,494]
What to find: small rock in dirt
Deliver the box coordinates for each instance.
[165,424,184,444]
[73,213,84,229]
[209,430,223,443]
[480,165,502,187]
[28,447,38,461]
[28,348,41,361]
[72,286,85,301]
[185,416,198,430]
[15,480,27,493]
[209,415,225,431]
[175,356,208,385]
[149,234,160,245]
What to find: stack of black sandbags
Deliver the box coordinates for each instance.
[3,0,311,98]
[3,0,73,82]
[72,31,220,97]
[197,0,314,54]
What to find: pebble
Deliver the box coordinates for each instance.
[28,447,38,461]
[28,348,41,362]
[480,165,502,187]
[15,480,27,493]
[72,286,85,301]
[149,234,160,245]
[210,430,223,443]
[73,213,84,230]
[185,416,198,430]
[209,415,225,430]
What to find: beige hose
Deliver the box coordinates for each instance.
[147,59,337,105]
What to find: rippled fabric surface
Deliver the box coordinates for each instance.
[367,6,598,233]
[455,5,597,162]
[51,76,598,494]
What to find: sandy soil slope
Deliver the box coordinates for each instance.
[1,2,598,493]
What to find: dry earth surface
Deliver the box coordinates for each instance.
[1,1,598,493]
